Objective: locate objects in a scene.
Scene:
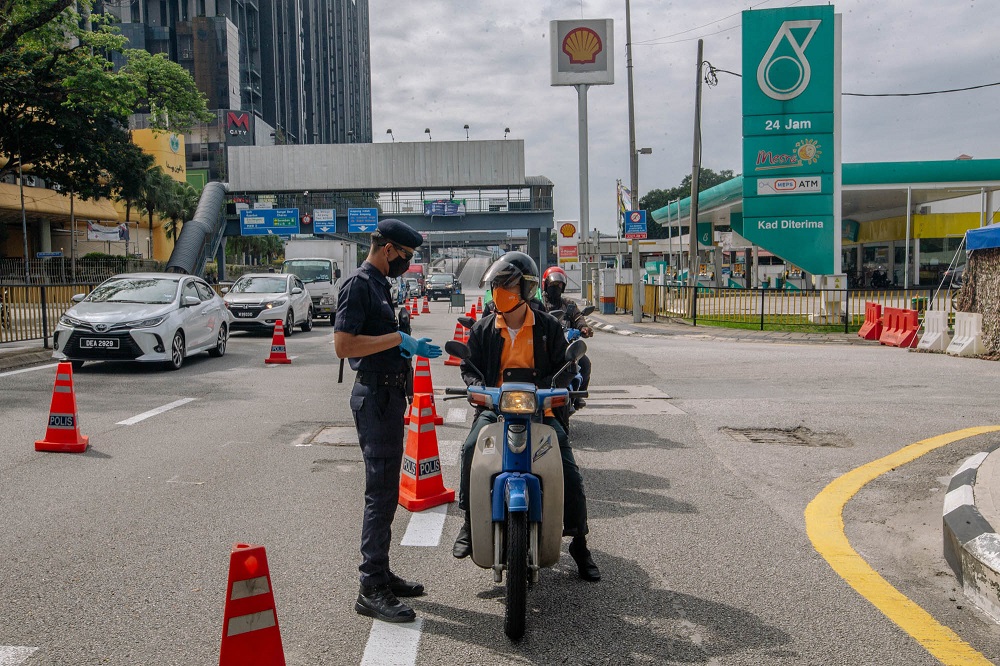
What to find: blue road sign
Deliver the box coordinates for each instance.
[348,208,379,233]
[240,208,300,236]
[623,210,647,239]
[36,251,63,258]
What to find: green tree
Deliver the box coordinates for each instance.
[638,168,737,239]
[137,167,175,256]
[163,181,201,242]
[118,49,213,132]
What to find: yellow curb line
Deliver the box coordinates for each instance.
[805,426,1000,665]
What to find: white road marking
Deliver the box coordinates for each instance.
[116,398,197,425]
[360,617,424,666]
[167,475,205,485]
[0,646,38,665]
[400,504,449,547]
[445,407,467,424]
[0,363,57,379]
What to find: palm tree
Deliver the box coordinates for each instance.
[163,181,200,242]
[137,167,174,260]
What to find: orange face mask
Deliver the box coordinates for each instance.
[492,286,523,314]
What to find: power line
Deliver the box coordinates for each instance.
[635,0,804,46]
[702,63,1000,97]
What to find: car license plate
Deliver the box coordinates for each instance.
[235,311,254,318]
[80,338,119,349]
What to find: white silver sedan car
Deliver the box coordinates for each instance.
[222,273,313,335]
[52,273,229,371]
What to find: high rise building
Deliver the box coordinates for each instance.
[99,0,372,180]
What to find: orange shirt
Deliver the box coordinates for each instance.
[495,307,535,387]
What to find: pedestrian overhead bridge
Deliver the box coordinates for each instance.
[225,140,554,264]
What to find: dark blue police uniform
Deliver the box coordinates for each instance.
[336,261,409,589]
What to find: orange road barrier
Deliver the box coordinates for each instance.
[858,301,883,341]
[264,322,291,364]
[421,297,431,314]
[35,361,89,453]
[444,323,464,366]
[879,308,901,346]
[219,543,285,666]
[398,393,455,512]
[897,309,920,348]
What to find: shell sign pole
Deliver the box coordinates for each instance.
[551,19,614,304]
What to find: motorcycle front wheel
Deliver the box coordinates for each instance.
[504,511,529,640]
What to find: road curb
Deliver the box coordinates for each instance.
[943,445,1000,623]
[584,314,866,345]
[0,348,52,372]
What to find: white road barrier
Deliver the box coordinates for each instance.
[917,310,951,352]
[946,312,986,357]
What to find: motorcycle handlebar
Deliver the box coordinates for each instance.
[569,391,588,398]
[445,387,468,395]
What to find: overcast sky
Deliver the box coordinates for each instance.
[368,0,1000,234]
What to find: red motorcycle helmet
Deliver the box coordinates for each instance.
[542,266,569,292]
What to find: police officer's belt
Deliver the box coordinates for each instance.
[355,371,409,388]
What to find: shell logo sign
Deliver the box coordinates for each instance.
[562,28,602,64]
[550,19,614,86]
[559,222,577,238]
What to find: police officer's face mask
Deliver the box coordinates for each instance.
[386,244,411,278]
[493,285,524,314]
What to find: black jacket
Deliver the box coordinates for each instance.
[460,307,570,390]
[542,294,587,330]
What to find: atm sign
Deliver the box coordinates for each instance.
[756,177,822,196]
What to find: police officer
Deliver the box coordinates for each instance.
[334,219,442,623]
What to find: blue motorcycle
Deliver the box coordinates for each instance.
[445,338,588,640]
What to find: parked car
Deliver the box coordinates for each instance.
[52,273,229,371]
[426,272,458,300]
[223,273,313,335]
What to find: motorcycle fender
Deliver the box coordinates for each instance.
[505,476,528,513]
[470,422,564,569]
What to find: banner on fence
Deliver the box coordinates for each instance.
[87,222,129,242]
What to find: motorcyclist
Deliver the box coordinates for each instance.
[541,266,593,409]
[452,252,600,581]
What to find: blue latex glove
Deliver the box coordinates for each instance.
[398,332,442,359]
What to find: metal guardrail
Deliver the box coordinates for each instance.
[0,283,98,346]
[614,283,958,332]
[0,258,163,285]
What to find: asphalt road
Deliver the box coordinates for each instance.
[1,292,999,665]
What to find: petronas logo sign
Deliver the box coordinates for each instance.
[756,20,821,101]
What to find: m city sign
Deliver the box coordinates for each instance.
[741,5,841,276]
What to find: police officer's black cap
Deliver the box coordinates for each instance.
[375,219,423,249]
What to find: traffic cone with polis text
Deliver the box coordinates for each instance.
[35,362,88,453]
[265,322,291,364]
[219,543,285,665]
[399,393,455,512]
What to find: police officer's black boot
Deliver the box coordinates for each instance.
[355,584,416,623]
[569,536,601,582]
[388,572,424,597]
[452,512,472,559]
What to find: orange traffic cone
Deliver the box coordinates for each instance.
[477,296,483,310]
[412,356,444,425]
[219,543,285,666]
[35,362,88,453]
[265,322,291,364]
[444,323,464,366]
[475,301,482,318]
[410,298,420,317]
[399,393,455,512]
[421,297,430,314]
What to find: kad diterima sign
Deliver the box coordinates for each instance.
[741,5,841,276]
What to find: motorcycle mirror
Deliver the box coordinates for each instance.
[444,340,471,360]
[458,316,476,329]
[566,339,587,362]
[581,305,596,316]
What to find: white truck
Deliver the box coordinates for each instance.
[281,238,359,325]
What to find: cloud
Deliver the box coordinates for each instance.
[370,0,1000,233]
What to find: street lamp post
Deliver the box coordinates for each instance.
[626,0,641,322]
[386,128,394,142]
[464,124,470,140]
[424,128,432,141]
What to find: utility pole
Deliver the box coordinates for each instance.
[577,83,591,303]
[688,39,704,319]
[626,0,642,323]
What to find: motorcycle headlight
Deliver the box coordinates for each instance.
[500,390,537,415]
[264,299,287,309]
[59,314,85,328]
[125,315,167,328]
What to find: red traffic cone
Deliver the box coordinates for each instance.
[477,296,483,310]
[399,394,455,512]
[265,322,291,364]
[410,298,420,317]
[421,297,431,314]
[35,362,88,453]
[219,543,285,666]
[444,323,464,366]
